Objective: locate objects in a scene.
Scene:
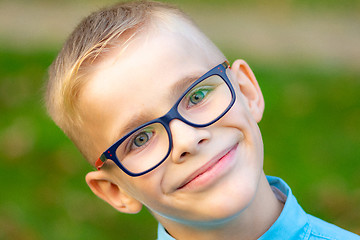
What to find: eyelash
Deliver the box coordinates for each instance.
[185,86,214,108]
[125,128,155,153]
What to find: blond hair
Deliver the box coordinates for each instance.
[45,0,224,164]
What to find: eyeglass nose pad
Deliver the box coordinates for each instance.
[168,119,210,164]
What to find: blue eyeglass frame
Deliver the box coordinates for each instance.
[96,61,236,177]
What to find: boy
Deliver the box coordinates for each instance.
[45,1,359,239]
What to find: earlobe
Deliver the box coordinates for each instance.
[231,59,265,122]
[85,171,142,214]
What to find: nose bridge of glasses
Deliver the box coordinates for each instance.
[158,104,189,127]
[157,105,201,149]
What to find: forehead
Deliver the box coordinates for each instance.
[79,30,222,150]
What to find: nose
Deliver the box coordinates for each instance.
[169,119,210,164]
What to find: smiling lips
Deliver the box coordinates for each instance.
[177,144,238,190]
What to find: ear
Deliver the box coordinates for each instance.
[85,171,142,214]
[231,59,265,122]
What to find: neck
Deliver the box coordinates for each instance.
[155,173,284,240]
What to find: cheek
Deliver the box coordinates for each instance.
[220,99,264,163]
[115,170,165,206]
[219,97,253,130]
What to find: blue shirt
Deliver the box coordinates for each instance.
[157,176,360,240]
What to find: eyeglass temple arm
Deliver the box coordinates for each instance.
[222,61,230,69]
[95,154,107,170]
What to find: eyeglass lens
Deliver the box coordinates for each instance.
[115,74,232,174]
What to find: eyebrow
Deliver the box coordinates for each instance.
[112,112,153,144]
[169,74,202,97]
[113,73,203,143]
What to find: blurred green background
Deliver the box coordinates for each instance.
[0,0,359,239]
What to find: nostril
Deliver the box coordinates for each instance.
[180,152,188,158]
[198,139,206,144]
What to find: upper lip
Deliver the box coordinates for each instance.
[176,144,237,190]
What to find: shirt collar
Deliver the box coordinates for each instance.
[157,176,311,240]
[259,176,310,239]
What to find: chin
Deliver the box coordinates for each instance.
[187,181,258,226]
[178,198,254,229]
[208,172,260,220]
[151,186,256,230]
[213,191,254,218]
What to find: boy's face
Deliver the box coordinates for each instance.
[81,29,265,225]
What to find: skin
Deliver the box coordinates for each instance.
[80,28,283,239]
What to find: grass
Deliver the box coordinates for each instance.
[0,45,359,239]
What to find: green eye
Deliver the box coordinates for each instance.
[188,88,212,106]
[189,90,206,104]
[133,131,153,147]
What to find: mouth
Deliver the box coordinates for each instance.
[177,144,238,191]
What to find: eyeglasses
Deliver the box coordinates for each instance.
[96,61,236,177]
